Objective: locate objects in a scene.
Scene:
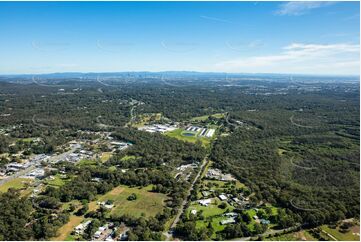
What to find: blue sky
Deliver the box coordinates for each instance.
[0,1,359,75]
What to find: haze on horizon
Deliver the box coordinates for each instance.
[0,1,359,75]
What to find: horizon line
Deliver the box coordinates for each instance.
[0,70,359,78]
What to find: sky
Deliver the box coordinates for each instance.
[0,1,359,75]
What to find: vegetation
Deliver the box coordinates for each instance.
[0,77,358,240]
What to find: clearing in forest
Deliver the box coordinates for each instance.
[92,185,168,218]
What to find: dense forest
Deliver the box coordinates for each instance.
[0,77,359,240]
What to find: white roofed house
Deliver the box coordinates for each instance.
[198,198,212,206]
[74,220,91,235]
[220,217,236,225]
[219,194,228,201]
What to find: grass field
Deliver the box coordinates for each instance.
[165,128,211,146]
[100,152,112,162]
[188,197,234,239]
[277,148,287,156]
[321,224,360,241]
[203,179,245,189]
[131,113,163,127]
[0,178,33,193]
[92,185,168,218]
[120,155,137,161]
[196,216,226,238]
[188,198,233,218]
[191,113,225,121]
[45,174,71,187]
[77,159,98,167]
[266,230,317,241]
[52,215,84,241]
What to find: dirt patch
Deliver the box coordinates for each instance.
[351,225,360,234]
[52,215,83,241]
[108,187,124,196]
[296,231,307,241]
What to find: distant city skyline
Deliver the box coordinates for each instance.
[0,1,359,75]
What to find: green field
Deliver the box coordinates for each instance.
[321,224,360,241]
[196,216,226,237]
[165,128,211,146]
[266,230,317,241]
[0,178,33,193]
[100,152,112,162]
[45,174,71,187]
[191,113,225,121]
[51,215,84,241]
[120,155,137,161]
[203,179,245,189]
[187,198,235,239]
[188,198,233,218]
[93,185,168,218]
[77,159,98,167]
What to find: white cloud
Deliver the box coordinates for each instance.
[215,43,360,75]
[275,2,335,16]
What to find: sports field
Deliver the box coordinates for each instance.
[165,128,211,146]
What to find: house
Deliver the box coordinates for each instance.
[94,231,102,239]
[220,217,235,225]
[253,215,258,220]
[191,210,197,215]
[198,198,212,206]
[93,225,108,239]
[224,212,238,217]
[202,191,210,197]
[219,194,228,201]
[74,220,91,235]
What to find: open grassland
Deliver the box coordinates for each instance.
[187,198,234,238]
[165,128,211,147]
[0,177,33,193]
[100,152,112,162]
[131,113,163,127]
[266,230,317,241]
[188,198,233,218]
[92,185,168,218]
[77,159,98,167]
[196,216,226,238]
[321,224,360,241]
[191,113,225,122]
[44,174,71,187]
[203,179,245,189]
[52,215,84,241]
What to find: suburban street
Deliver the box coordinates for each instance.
[164,157,210,240]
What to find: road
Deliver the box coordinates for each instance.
[0,165,36,186]
[48,145,79,163]
[164,157,209,240]
[289,115,314,128]
[0,145,80,186]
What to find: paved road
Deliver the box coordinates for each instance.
[0,165,36,186]
[48,145,79,163]
[0,145,80,186]
[164,157,209,240]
